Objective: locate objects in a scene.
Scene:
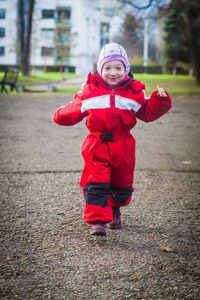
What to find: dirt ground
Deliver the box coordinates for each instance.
[0,94,200,299]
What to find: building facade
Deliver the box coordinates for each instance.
[0,0,18,65]
[0,0,126,75]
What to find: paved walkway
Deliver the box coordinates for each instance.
[26,76,87,92]
[0,94,199,299]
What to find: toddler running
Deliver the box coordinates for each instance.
[53,43,172,236]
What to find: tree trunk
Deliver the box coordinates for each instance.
[189,68,193,77]
[172,66,177,77]
[59,65,63,73]
[19,0,24,57]
[190,27,200,85]
[19,0,35,76]
[187,1,200,85]
[25,0,34,75]
[19,0,26,74]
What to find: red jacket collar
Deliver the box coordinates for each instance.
[86,72,145,92]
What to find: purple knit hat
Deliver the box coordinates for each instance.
[97,43,130,75]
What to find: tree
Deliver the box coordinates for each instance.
[119,0,200,84]
[116,13,143,58]
[122,13,142,44]
[163,0,200,84]
[54,12,71,73]
[162,1,191,75]
[54,11,77,73]
[18,0,35,76]
[186,0,200,84]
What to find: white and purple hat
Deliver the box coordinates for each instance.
[97,43,130,75]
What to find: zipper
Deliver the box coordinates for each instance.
[110,88,117,163]
[111,88,115,124]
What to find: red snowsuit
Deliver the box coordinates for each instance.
[53,72,172,224]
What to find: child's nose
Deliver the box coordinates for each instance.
[110,69,117,75]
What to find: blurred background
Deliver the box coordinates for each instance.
[0,0,199,85]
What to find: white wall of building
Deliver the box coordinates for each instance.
[0,0,18,65]
[0,0,126,75]
[31,0,57,68]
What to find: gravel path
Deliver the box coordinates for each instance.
[0,95,200,299]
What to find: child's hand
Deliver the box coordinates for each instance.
[157,85,167,97]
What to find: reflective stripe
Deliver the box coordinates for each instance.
[115,95,141,113]
[81,94,142,113]
[81,95,110,112]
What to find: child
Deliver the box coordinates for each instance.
[53,43,172,236]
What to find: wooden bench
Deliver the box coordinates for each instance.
[0,70,19,93]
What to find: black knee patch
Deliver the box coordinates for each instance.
[110,185,133,205]
[84,182,110,207]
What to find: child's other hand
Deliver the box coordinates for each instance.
[157,85,167,97]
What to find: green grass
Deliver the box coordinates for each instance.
[19,72,76,84]
[0,72,76,85]
[0,72,199,96]
[54,74,200,96]
[53,87,82,95]
[134,74,200,96]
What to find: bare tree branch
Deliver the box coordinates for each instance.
[119,0,154,10]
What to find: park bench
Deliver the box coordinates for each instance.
[0,70,19,93]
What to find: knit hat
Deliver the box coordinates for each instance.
[97,43,130,75]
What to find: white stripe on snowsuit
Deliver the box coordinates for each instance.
[81,95,141,113]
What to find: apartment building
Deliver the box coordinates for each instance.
[0,0,126,75]
[0,0,18,65]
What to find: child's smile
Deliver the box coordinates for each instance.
[102,60,125,87]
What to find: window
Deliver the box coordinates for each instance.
[55,9,71,24]
[41,28,54,39]
[0,9,6,19]
[105,9,115,17]
[101,23,109,37]
[0,46,5,56]
[58,9,70,22]
[42,10,54,19]
[100,23,110,49]
[55,46,70,63]
[61,31,70,42]
[41,47,54,56]
[100,38,109,49]
[55,27,70,42]
[0,28,5,37]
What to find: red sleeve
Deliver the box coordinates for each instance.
[53,92,86,126]
[135,91,172,122]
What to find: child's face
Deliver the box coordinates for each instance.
[101,60,125,87]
